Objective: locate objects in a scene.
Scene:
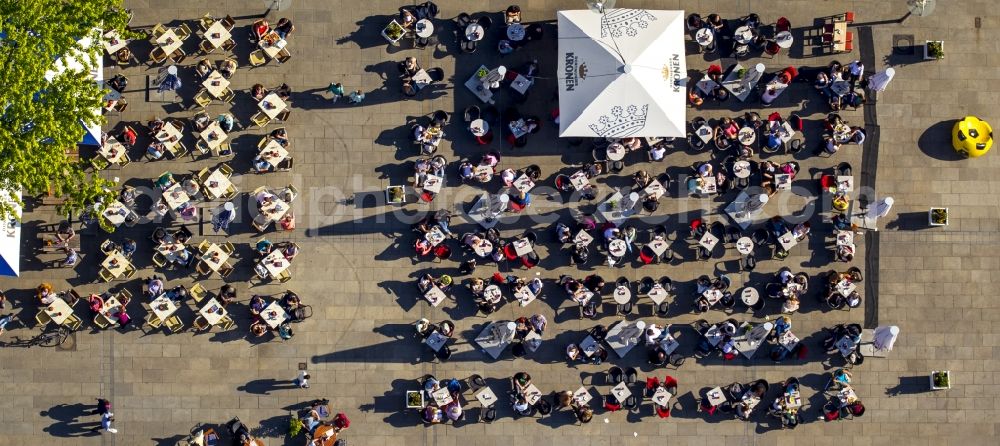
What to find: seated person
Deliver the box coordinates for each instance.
[761,87,780,106]
[251,83,267,101]
[249,295,267,316]
[250,319,268,337]
[107,74,128,93]
[192,112,211,131]
[270,128,289,146]
[505,5,521,24]
[217,113,235,133]
[147,118,165,135]
[399,57,421,79]
[256,239,274,257]
[281,243,299,260]
[688,89,704,106]
[458,162,474,181]
[792,222,811,240]
[275,83,292,100]
[282,291,301,312]
[87,294,105,315]
[399,8,417,29]
[649,143,666,161]
[421,405,443,424]
[253,156,274,173]
[252,19,270,39]
[55,221,76,243]
[848,126,866,145]
[279,212,295,231]
[218,58,237,78]
[119,126,138,147]
[145,276,164,298]
[146,142,166,160]
[195,59,212,80]
[274,17,295,39]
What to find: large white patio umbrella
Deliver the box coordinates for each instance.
[557,9,687,138]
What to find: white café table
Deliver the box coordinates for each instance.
[258,93,288,119]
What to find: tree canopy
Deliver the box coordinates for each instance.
[0,0,132,219]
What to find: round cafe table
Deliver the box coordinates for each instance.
[483,285,503,303]
[415,19,434,38]
[465,23,484,41]
[506,23,526,41]
[606,143,626,161]
[775,30,793,48]
[311,425,337,446]
[608,239,627,257]
[741,287,760,306]
[732,160,751,179]
[695,27,714,46]
[733,25,754,44]
[469,119,489,137]
[735,237,754,255]
[613,286,631,304]
[738,127,756,145]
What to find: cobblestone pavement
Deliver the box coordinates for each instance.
[0,1,997,445]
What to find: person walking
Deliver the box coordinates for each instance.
[93,398,112,416]
[294,369,311,389]
[348,90,365,104]
[92,411,117,434]
[327,82,345,102]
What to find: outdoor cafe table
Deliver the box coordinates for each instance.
[422,174,443,194]
[464,65,495,103]
[764,77,792,101]
[424,331,448,351]
[102,30,128,55]
[258,93,288,119]
[741,287,760,306]
[693,176,717,195]
[425,226,446,247]
[738,126,756,145]
[694,124,713,144]
[775,30,794,48]
[736,237,754,255]
[415,19,434,38]
[836,230,854,247]
[508,119,529,138]
[203,168,232,200]
[260,300,288,329]
[98,137,127,164]
[569,170,590,191]
[44,297,73,325]
[261,196,291,223]
[722,63,764,102]
[733,25,754,44]
[524,330,541,352]
[606,320,645,358]
[512,174,534,194]
[777,231,798,251]
[157,240,186,263]
[652,387,672,406]
[202,70,231,98]
[733,160,752,179]
[613,285,631,305]
[647,284,668,305]
[411,69,432,91]
[155,123,183,148]
[699,232,720,251]
[523,384,543,405]
[161,183,190,211]
[573,230,594,247]
[573,387,595,407]
[423,285,446,307]
[476,387,498,407]
[606,143,626,161]
[703,288,723,306]
[608,239,627,257]
[482,285,503,303]
[472,240,493,257]
[102,200,130,227]
[610,382,632,402]
[260,250,291,278]
[259,31,287,58]
[101,251,132,279]
[643,180,666,199]
[155,28,183,55]
[475,321,516,359]
[784,389,802,408]
[203,20,232,49]
[659,333,680,355]
[432,386,453,406]
[706,387,727,407]
[506,23,526,41]
[696,78,718,96]
[775,173,793,190]
[835,279,857,297]
[831,79,851,97]
[512,238,532,256]
[311,426,336,446]
[695,27,714,46]
[579,335,599,357]
[469,119,489,137]
[704,324,725,346]
[201,243,232,272]
[465,23,484,41]
[778,330,800,351]
[514,286,536,306]
[646,239,668,256]
[510,73,532,95]
[733,322,774,359]
[100,295,123,324]
[770,120,797,143]
[199,297,228,325]
[260,139,289,165]
[149,294,179,322]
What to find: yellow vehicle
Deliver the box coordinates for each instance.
[952,116,992,158]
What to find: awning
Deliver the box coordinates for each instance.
[0,190,22,276]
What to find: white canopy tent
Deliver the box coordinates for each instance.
[557,9,687,138]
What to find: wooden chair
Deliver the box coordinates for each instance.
[98,268,115,282]
[199,39,215,54]
[197,167,212,183]
[119,288,133,303]
[149,47,167,64]
[94,313,113,329]
[35,310,52,326]
[190,283,208,303]
[152,252,168,267]
[218,315,235,330]
[277,269,292,283]
[275,48,291,63]
[144,313,162,329]
[251,215,269,232]
[194,89,213,108]
[196,239,211,253]
[220,185,239,200]
[219,263,235,278]
[251,112,271,128]
[275,109,290,122]
[196,261,212,275]
[221,39,236,51]
[174,23,193,40]
[221,15,236,30]
[219,87,236,103]
[249,50,268,67]
[221,241,235,255]
[90,157,110,171]
[194,140,211,156]
[117,153,131,167]
[167,142,189,159]
[149,23,167,41]
[63,314,83,331]
[198,14,215,31]
[219,163,234,177]
[122,264,137,279]
[285,184,300,201]
[276,157,293,171]
[168,48,187,64]
[165,315,185,333]
[193,315,211,331]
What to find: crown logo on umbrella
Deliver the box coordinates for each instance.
[589,105,648,137]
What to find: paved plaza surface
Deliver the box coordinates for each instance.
[0,0,998,445]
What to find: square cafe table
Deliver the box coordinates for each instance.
[161,183,190,211]
[100,296,123,324]
[149,294,179,322]
[424,226,446,247]
[258,93,288,119]
[514,287,536,306]
[579,335,599,357]
[202,70,231,98]
[423,286,446,307]
[199,297,228,325]
[610,382,632,402]
[422,174,443,193]
[646,239,669,256]
[777,231,798,251]
[512,238,532,256]
[103,30,128,55]
[512,174,535,194]
[523,384,543,405]
[699,232,719,251]
[44,297,73,325]
[157,240,186,263]
[258,31,287,58]
[411,69,432,91]
[779,330,800,351]
[644,180,666,199]
[101,251,131,279]
[98,137,127,164]
[573,230,593,246]
[102,200,130,226]
[647,285,668,305]
[569,171,590,191]
[203,168,233,199]
[155,123,183,148]
[261,196,291,222]
[424,331,447,351]
[203,21,232,49]
[259,139,289,165]
[261,301,289,328]
[260,250,291,278]
[573,386,594,406]
[706,387,727,407]
[155,28,183,55]
[775,173,792,190]
[652,387,672,406]
[475,387,498,407]
[659,334,680,355]
[464,65,495,103]
[835,280,857,297]
[200,121,229,151]
[432,387,453,406]
[201,243,232,272]
[510,74,532,95]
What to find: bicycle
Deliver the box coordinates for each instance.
[0,326,72,348]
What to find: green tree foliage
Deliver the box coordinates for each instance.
[0,0,133,219]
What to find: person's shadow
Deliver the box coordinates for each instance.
[237,378,301,395]
[40,403,102,437]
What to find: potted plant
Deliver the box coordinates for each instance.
[930,370,951,390]
[288,416,304,438]
[929,207,949,226]
[386,185,405,205]
[382,20,405,44]
[406,390,424,408]
[924,40,944,60]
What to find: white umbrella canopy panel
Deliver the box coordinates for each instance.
[557,9,687,138]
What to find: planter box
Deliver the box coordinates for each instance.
[930,371,951,390]
[381,20,405,45]
[924,40,944,60]
[929,207,949,226]
[405,390,424,408]
[386,186,406,205]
